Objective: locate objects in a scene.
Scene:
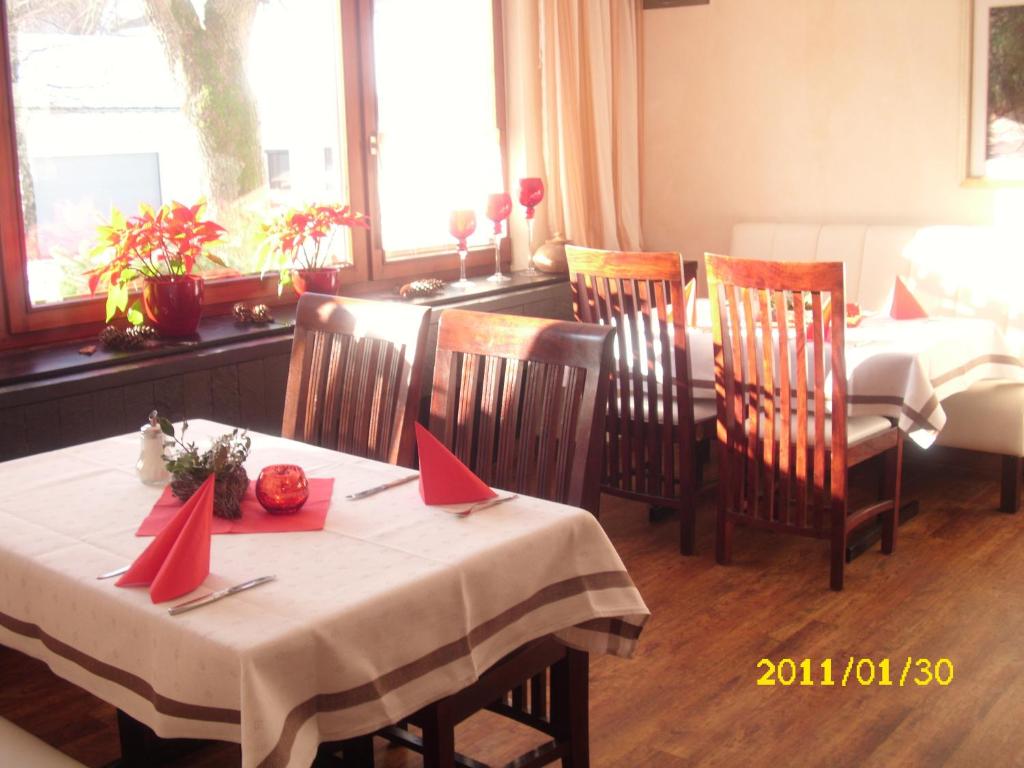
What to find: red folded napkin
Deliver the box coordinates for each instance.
[138,478,334,536]
[806,301,863,342]
[890,277,928,320]
[415,422,497,505]
[118,474,214,603]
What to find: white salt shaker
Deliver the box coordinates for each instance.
[137,410,170,485]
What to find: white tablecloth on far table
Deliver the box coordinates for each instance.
[684,312,1024,446]
[0,421,648,768]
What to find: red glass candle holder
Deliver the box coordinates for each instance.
[255,464,309,515]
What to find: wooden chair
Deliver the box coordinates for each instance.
[566,245,715,554]
[369,309,614,768]
[705,254,903,591]
[282,293,431,467]
[428,308,615,514]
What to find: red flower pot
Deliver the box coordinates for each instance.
[142,275,204,337]
[292,268,341,296]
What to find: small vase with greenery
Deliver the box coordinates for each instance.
[258,203,369,296]
[159,419,251,520]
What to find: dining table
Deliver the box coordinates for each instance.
[685,305,1024,446]
[0,420,649,768]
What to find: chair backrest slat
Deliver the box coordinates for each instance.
[706,254,847,535]
[282,294,430,467]
[429,310,613,513]
[566,246,699,504]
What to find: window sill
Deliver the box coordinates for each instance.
[0,271,568,391]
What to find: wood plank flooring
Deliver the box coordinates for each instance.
[2,447,1024,767]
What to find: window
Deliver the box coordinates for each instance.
[0,0,507,341]
[371,0,503,260]
[970,0,1024,181]
[3,0,350,316]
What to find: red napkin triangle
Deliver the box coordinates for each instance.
[890,277,928,320]
[806,300,833,343]
[415,422,497,505]
[117,474,214,603]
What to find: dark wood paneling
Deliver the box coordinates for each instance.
[0,281,572,461]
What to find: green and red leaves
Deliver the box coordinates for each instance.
[85,200,225,324]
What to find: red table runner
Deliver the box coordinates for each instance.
[137,478,334,536]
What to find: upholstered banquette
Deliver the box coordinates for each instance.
[729,223,1024,511]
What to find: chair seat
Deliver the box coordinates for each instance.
[0,718,85,768]
[749,414,894,447]
[636,390,717,426]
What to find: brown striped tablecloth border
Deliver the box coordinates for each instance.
[0,569,642,768]
[257,569,642,768]
[0,610,240,724]
[692,352,1023,432]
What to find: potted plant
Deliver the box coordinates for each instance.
[258,203,369,296]
[87,201,227,337]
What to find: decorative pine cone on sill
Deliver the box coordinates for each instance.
[397,278,446,300]
[170,465,249,520]
[233,302,274,324]
[99,324,159,351]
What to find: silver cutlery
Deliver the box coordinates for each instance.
[345,473,419,500]
[449,494,518,517]
[97,565,129,580]
[168,575,276,616]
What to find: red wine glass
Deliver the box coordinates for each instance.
[449,209,477,289]
[518,178,545,275]
[485,192,512,283]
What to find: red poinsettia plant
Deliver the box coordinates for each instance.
[86,200,226,324]
[258,203,369,290]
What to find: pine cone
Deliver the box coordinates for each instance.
[398,279,446,299]
[250,304,273,323]
[232,302,254,323]
[233,302,273,324]
[99,324,159,351]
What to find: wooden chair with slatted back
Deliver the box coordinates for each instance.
[370,309,614,768]
[566,245,714,555]
[282,293,431,468]
[705,254,903,591]
[429,308,615,513]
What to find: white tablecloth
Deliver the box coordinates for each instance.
[687,314,1024,446]
[0,421,648,768]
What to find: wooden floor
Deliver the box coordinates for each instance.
[3,446,1024,767]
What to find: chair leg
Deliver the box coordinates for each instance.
[881,432,903,555]
[715,511,732,565]
[551,649,590,768]
[830,499,847,591]
[420,700,455,768]
[1000,455,1022,514]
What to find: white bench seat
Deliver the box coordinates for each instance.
[0,717,86,768]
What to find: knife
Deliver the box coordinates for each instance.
[168,575,276,616]
[97,565,129,580]
[345,473,419,500]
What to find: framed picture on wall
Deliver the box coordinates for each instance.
[970,0,1024,182]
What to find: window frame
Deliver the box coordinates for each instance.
[0,0,508,346]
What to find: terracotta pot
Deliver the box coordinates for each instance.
[142,275,204,337]
[292,268,342,296]
[533,234,570,274]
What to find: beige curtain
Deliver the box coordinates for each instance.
[505,0,644,266]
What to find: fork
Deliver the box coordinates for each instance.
[447,494,518,517]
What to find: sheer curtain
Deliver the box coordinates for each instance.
[505,0,644,267]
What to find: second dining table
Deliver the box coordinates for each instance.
[686,307,1024,446]
[0,420,650,768]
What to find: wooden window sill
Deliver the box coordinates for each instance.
[0,272,568,391]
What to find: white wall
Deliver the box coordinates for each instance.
[642,0,1015,276]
